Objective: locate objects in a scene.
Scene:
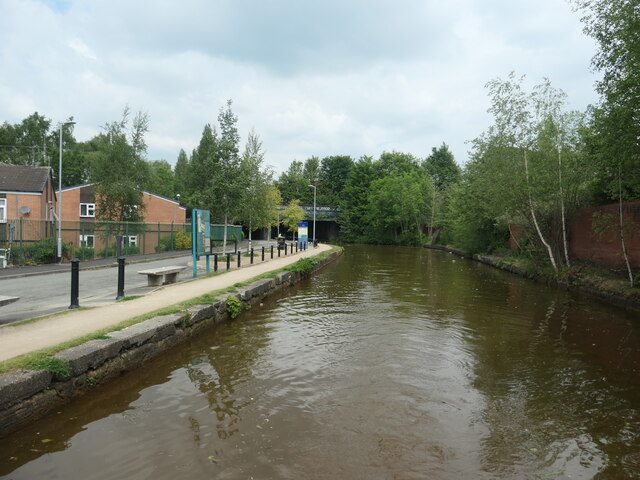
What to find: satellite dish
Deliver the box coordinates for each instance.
[20,206,30,214]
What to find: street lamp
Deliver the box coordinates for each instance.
[308,184,316,247]
[58,121,76,263]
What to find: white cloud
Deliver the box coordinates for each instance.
[0,0,598,173]
[68,38,98,62]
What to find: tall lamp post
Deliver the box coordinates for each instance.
[308,184,316,246]
[58,121,76,263]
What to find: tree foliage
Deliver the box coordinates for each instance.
[282,199,305,238]
[91,107,148,223]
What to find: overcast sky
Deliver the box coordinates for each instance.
[0,0,598,173]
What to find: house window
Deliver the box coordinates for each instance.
[0,198,5,223]
[124,235,137,247]
[80,203,96,218]
[80,235,95,248]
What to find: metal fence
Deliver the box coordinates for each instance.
[0,219,244,266]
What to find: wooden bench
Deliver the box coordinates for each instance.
[138,266,187,287]
[0,295,19,307]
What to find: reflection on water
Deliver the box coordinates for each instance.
[1,245,639,479]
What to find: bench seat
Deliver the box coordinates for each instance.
[137,266,187,287]
[0,295,19,307]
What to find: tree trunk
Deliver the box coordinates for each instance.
[524,150,558,272]
[618,175,634,287]
[558,146,571,268]
[428,188,437,239]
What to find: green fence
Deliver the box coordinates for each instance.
[0,219,243,266]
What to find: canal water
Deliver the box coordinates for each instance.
[1,245,639,479]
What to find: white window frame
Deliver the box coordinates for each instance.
[0,198,6,223]
[80,203,96,218]
[79,234,95,248]
[124,235,137,247]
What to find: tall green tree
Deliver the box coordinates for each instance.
[215,100,242,252]
[318,155,353,205]
[143,160,175,199]
[422,144,461,239]
[91,107,148,224]
[276,160,308,203]
[303,156,321,187]
[237,130,276,246]
[339,156,380,241]
[367,170,433,245]
[173,148,190,202]
[573,0,640,285]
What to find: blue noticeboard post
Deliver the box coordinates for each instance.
[298,221,308,250]
[192,209,211,278]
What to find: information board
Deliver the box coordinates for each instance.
[194,209,211,257]
[298,221,308,249]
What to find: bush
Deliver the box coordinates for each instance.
[286,257,315,275]
[97,246,116,258]
[18,238,70,265]
[226,296,243,319]
[122,245,140,255]
[75,246,95,261]
[175,230,192,250]
[157,234,176,252]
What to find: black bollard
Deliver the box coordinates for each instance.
[237,251,241,268]
[116,256,125,300]
[262,246,265,262]
[295,242,298,253]
[214,253,218,272]
[285,243,288,255]
[226,252,231,270]
[271,245,274,259]
[250,248,254,264]
[70,258,80,309]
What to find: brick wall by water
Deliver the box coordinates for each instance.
[569,201,640,268]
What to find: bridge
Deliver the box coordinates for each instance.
[276,205,340,240]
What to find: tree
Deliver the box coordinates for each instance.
[318,155,353,205]
[173,149,190,202]
[423,143,460,191]
[422,144,461,239]
[143,160,175,199]
[237,130,275,246]
[215,100,242,253]
[367,170,433,245]
[303,156,321,187]
[91,107,148,225]
[477,74,557,271]
[572,0,640,285]
[0,112,52,166]
[282,199,305,240]
[339,156,380,241]
[276,160,308,203]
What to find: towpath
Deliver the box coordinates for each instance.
[0,243,332,362]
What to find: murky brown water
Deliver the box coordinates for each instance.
[1,245,640,479]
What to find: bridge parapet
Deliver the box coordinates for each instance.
[278,205,340,221]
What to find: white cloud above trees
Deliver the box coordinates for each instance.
[0,0,598,172]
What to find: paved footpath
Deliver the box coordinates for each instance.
[0,244,332,362]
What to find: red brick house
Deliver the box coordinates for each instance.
[58,184,186,252]
[0,164,57,223]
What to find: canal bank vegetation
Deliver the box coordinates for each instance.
[273,1,638,301]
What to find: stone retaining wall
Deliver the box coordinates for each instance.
[0,249,342,437]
